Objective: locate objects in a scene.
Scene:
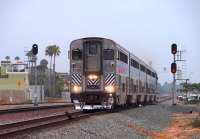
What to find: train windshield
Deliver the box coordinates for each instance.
[104,49,114,60]
[72,49,82,60]
[84,41,101,55]
[89,44,97,55]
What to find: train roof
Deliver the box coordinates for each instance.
[71,37,157,73]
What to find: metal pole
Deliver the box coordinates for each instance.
[34,56,38,106]
[172,55,176,105]
[172,73,175,105]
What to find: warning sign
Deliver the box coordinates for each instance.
[16,80,21,89]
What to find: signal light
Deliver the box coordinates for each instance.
[171,43,177,55]
[32,44,38,55]
[171,62,177,74]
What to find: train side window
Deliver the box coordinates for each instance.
[130,59,139,69]
[140,65,146,72]
[119,51,128,64]
[72,49,82,60]
[104,49,114,60]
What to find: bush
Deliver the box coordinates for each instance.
[191,117,200,128]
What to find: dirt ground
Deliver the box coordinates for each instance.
[126,112,200,139]
[151,112,200,139]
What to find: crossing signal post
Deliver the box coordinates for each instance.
[171,43,177,105]
[32,44,38,106]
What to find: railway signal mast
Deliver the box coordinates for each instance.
[171,44,189,105]
[32,44,38,106]
[171,43,177,105]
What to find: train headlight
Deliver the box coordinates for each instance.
[88,74,98,80]
[105,85,115,93]
[72,85,81,93]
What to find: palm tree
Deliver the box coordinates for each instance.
[52,45,61,76]
[45,45,55,96]
[45,46,54,71]
[45,45,61,96]
[52,45,61,96]
[5,56,10,61]
[15,56,20,62]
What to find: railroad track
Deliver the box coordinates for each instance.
[0,103,73,114]
[158,96,172,103]
[0,97,171,138]
[0,110,106,138]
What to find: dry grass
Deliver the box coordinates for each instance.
[191,117,200,128]
[151,113,200,139]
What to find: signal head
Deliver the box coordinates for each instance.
[171,43,177,55]
[171,62,177,74]
[32,44,38,55]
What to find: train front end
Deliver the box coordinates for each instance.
[69,38,116,110]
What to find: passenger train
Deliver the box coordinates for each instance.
[69,37,158,110]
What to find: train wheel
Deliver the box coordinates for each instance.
[83,109,88,113]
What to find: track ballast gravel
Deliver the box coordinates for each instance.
[7,103,200,139]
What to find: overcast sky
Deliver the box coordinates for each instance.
[0,0,200,84]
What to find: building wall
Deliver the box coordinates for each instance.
[0,68,29,104]
[0,73,26,90]
[0,90,26,104]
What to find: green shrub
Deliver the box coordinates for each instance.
[191,117,200,128]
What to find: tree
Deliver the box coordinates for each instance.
[45,46,54,71]
[40,59,48,68]
[55,73,64,97]
[38,59,49,98]
[181,83,200,92]
[52,45,61,75]
[45,45,61,97]
[14,56,20,62]
[52,45,61,97]
[5,56,10,61]
[45,46,54,96]
[45,45,61,96]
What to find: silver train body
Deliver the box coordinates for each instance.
[69,37,158,110]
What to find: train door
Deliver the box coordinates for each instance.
[83,41,102,72]
[83,41,102,91]
[116,75,126,105]
[126,77,132,105]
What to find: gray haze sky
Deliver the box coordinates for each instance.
[0,0,200,84]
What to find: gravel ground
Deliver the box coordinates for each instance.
[120,105,172,132]
[6,102,200,139]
